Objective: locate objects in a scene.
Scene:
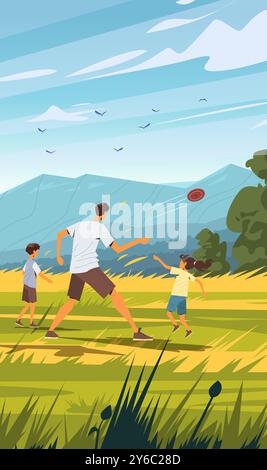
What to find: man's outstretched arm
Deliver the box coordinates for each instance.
[111,237,150,254]
[56,229,69,265]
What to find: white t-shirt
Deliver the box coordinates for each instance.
[23,259,41,288]
[170,267,196,297]
[67,220,114,273]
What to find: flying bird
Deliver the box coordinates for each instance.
[139,123,151,129]
[152,108,160,112]
[95,110,107,116]
[45,150,56,154]
[113,147,124,152]
[199,98,208,102]
[38,128,47,133]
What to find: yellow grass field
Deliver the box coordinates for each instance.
[1,267,267,292]
[0,269,267,372]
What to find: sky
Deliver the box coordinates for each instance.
[1,0,267,190]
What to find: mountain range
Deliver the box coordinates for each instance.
[0,164,260,270]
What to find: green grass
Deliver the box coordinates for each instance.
[0,351,266,449]
[0,288,266,448]
[2,290,267,307]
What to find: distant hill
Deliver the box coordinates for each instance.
[0,164,260,270]
[165,181,194,188]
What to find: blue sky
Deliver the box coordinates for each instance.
[1,0,267,190]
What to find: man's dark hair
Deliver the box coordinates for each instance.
[25,243,40,255]
[95,203,109,217]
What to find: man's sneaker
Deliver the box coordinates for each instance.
[173,324,180,332]
[185,329,193,338]
[133,328,153,341]
[29,322,39,329]
[15,319,24,328]
[45,330,59,339]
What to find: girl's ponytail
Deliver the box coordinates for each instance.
[181,255,212,272]
[193,259,212,272]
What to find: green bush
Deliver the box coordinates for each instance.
[193,229,230,276]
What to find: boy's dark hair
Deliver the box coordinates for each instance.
[95,203,109,217]
[180,254,212,272]
[25,243,40,255]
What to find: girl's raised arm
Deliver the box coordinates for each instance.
[153,255,171,271]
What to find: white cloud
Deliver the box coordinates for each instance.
[67,50,147,77]
[89,11,267,79]
[29,105,91,123]
[88,48,181,80]
[155,101,267,126]
[147,12,214,33]
[72,103,92,107]
[0,69,57,82]
[253,117,267,129]
[179,11,267,71]
[176,0,195,5]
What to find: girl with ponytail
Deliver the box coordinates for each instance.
[153,254,212,338]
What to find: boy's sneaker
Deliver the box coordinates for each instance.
[185,329,192,338]
[29,322,39,329]
[15,319,24,328]
[45,330,59,339]
[133,328,153,341]
[173,324,180,332]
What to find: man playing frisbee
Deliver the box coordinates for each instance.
[45,203,153,341]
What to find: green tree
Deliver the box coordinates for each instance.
[246,149,267,183]
[193,228,230,275]
[227,149,267,272]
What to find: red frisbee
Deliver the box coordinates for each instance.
[187,188,205,202]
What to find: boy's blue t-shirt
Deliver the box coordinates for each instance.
[23,259,41,288]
